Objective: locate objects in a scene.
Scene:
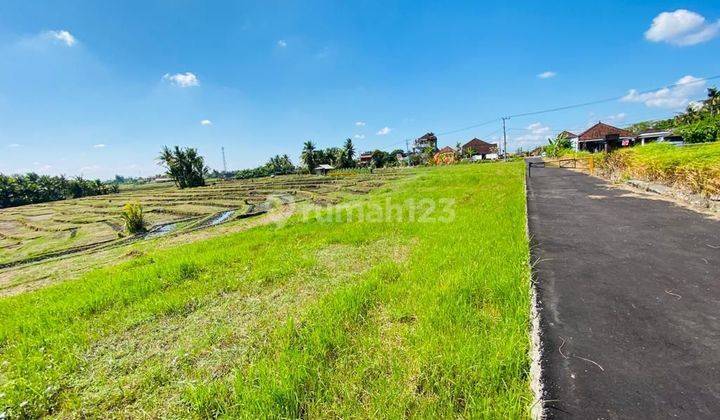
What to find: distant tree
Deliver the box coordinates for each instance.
[344,138,355,160]
[301,141,317,172]
[0,172,116,208]
[158,146,208,188]
[340,138,356,168]
[370,150,391,168]
[266,154,295,174]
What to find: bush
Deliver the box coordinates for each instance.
[121,201,146,234]
[674,116,720,144]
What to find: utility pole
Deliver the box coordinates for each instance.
[405,139,410,155]
[221,146,227,173]
[502,117,509,162]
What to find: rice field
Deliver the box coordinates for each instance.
[0,163,533,418]
[0,171,407,268]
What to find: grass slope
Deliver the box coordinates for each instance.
[0,163,531,418]
[602,142,720,196]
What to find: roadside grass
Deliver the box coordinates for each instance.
[0,163,531,418]
[600,142,720,196]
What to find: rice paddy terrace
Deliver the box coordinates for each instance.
[0,170,409,270]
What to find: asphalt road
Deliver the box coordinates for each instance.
[526,163,720,419]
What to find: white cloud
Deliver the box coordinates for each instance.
[92,143,106,148]
[354,134,365,139]
[80,164,101,173]
[355,121,366,126]
[162,72,200,88]
[7,143,21,148]
[33,162,53,172]
[606,112,627,123]
[622,75,706,108]
[44,30,76,47]
[527,122,550,135]
[200,119,212,126]
[277,40,287,48]
[376,126,391,136]
[537,71,557,79]
[645,9,720,46]
[513,122,552,147]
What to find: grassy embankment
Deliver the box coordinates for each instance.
[0,163,531,418]
[557,142,720,197]
[601,142,720,197]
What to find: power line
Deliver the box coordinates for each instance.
[436,118,500,136]
[364,73,719,153]
[505,74,720,119]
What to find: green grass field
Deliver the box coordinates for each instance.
[0,163,532,418]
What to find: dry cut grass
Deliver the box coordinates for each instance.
[599,142,720,197]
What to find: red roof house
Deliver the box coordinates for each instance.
[577,122,635,152]
[461,138,498,157]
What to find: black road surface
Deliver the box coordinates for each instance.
[526,163,720,419]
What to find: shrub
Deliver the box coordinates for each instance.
[674,116,720,144]
[121,201,146,234]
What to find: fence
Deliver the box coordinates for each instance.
[526,157,594,177]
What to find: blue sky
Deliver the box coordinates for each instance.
[1,1,719,178]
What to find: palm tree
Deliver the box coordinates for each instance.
[301,141,317,172]
[158,146,208,188]
[707,87,719,116]
[343,138,355,166]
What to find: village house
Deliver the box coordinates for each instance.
[434,146,456,165]
[414,132,438,153]
[636,129,683,146]
[461,138,499,160]
[314,164,334,175]
[357,151,373,166]
[577,122,635,153]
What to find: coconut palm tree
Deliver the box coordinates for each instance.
[343,138,355,167]
[158,146,208,188]
[301,141,317,172]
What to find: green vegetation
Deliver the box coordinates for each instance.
[158,146,209,188]
[0,163,531,417]
[674,115,720,144]
[235,154,296,179]
[543,132,573,157]
[120,201,146,234]
[0,174,119,209]
[627,87,720,144]
[599,142,720,196]
[300,138,363,173]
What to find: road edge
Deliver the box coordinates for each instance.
[525,163,545,419]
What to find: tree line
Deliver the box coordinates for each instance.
[301,138,407,170]
[627,87,720,144]
[0,173,119,208]
[301,138,357,171]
